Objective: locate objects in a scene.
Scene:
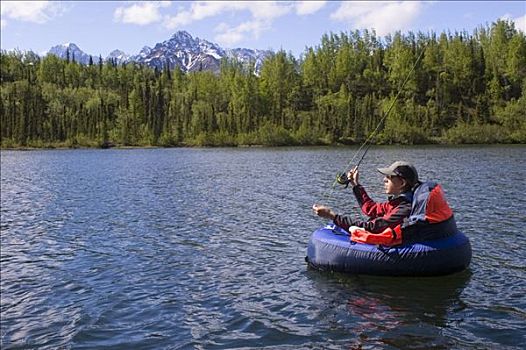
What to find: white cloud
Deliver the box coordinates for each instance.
[163,1,290,29]
[0,1,64,24]
[501,13,526,33]
[114,1,171,26]
[164,2,240,30]
[214,19,271,46]
[514,14,526,33]
[295,1,327,16]
[330,1,423,36]
[164,1,291,46]
[248,2,291,20]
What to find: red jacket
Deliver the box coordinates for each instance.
[333,185,412,233]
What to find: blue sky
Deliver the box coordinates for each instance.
[1,1,525,58]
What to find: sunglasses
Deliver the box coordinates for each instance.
[385,175,402,181]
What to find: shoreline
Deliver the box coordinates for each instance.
[2,142,524,151]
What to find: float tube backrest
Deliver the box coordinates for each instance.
[407,181,453,224]
[400,181,458,244]
[350,181,457,246]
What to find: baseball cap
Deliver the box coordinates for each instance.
[377,161,419,184]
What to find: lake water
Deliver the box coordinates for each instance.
[1,145,525,349]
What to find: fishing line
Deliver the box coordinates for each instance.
[320,48,426,206]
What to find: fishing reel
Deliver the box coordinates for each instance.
[336,172,351,188]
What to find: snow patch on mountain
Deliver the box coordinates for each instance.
[47,31,272,74]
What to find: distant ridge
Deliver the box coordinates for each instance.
[46,31,272,74]
[48,43,93,65]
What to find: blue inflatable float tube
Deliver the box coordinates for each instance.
[306,224,472,276]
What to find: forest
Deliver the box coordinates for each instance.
[1,19,525,148]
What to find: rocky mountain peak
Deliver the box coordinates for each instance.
[49,43,92,65]
[47,31,272,74]
[170,30,193,42]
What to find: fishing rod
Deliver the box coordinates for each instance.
[332,48,426,189]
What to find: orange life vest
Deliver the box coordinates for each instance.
[350,224,403,246]
[349,181,455,246]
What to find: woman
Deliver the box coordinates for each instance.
[313,161,419,233]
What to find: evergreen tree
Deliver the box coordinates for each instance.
[1,21,524,148]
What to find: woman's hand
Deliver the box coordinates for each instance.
[347,167,359,187]
[312,204,336,220]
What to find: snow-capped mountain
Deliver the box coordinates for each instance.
[48,43,93,65]
[107,50,130,65]
[135,46,152,60]
[226,48,270,75]
[46,31,272,74]
[131,31,226,72]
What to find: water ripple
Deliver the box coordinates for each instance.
[1,146,525,349]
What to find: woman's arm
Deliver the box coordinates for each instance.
[336,200,411,233]
[352,184,388,218]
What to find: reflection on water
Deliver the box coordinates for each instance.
[306,270,471,349]
[1,146,525,349]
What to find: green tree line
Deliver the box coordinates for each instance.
[1,20,525,148]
